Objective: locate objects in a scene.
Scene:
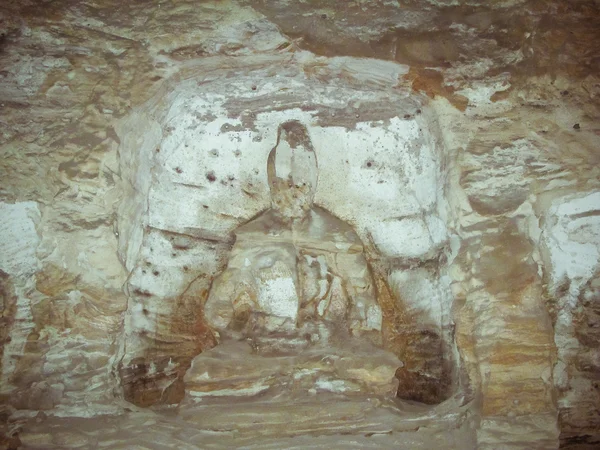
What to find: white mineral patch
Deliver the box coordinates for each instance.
[311,117,446,258]
[189,383,270,398]
[258,276,299,320]
[315,378,349,393]
[541,191,600,395]
[389,268,450,327]
[370,218,437,258]
[541,191,600,288]
[456,75,512,110]
[0,201,41,277]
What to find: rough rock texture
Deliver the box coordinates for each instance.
[5,395,477,450]
[184,339,402,399]
[0,0,599,449]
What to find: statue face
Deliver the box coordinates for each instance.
[267,121,318,220]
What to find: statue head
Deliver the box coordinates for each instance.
[267,121,318,220]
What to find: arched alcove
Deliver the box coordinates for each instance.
[112,53,462,408]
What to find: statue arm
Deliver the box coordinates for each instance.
[335,252,383,333]
[204,268,257,331]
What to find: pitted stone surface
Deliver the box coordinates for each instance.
[0,1,599,449]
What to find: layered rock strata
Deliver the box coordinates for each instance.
[0,1,598,449]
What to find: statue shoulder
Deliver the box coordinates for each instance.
[234,209,280,236]
[310,206,362,243]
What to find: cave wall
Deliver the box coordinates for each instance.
[433,72,600,447]
[0,0,599,448]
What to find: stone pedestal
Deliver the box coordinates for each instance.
[184,337,401,402]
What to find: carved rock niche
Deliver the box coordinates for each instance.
[114,57,459,409]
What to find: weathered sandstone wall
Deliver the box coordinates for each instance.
[0,1,598,448]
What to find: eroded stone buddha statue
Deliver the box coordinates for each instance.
[184,121,401,401]
[205,120,383,347]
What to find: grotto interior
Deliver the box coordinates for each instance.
[0,1,599,449]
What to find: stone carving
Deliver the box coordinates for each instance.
[204,120,383,348]
[186,122,400,400]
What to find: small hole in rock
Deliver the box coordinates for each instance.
[366,162,372,168]
[175,167,183,174]
[153,270,159,276]
[203,205,209,209]
[206,171,216,182]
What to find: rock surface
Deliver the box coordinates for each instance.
[0,0,599,449]
[6,395,477,450]
[184,339,401,399]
